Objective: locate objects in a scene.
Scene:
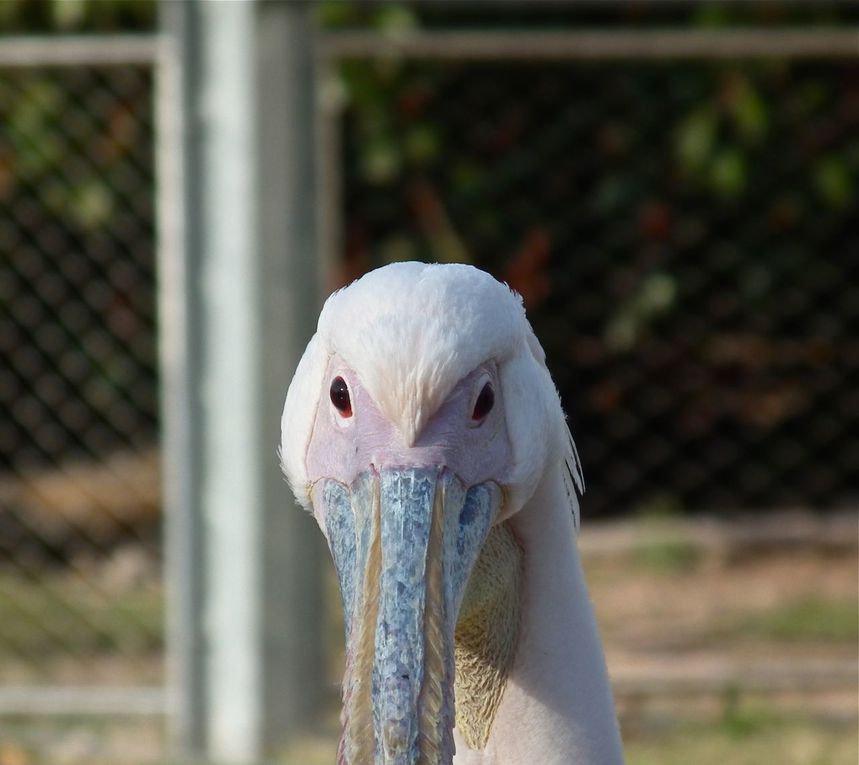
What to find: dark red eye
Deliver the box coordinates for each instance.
[471,382,494,421]
[330,376,352,417]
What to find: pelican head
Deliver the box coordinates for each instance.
[281,262,582,764]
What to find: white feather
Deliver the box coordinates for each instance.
[281,262,576,521]
[280,262,623,764]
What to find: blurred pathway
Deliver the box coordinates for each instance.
[579,510,858,728]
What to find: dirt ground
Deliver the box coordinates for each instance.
[580,512,858,735]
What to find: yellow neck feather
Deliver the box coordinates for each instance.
[453,521,524,750]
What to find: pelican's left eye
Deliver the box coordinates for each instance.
[330,376,352,418]
[471,382,494,421]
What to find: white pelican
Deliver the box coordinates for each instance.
[281,262,624,764]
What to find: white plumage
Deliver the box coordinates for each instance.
[281,262,623,764]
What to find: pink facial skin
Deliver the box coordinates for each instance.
[305,354,515,516]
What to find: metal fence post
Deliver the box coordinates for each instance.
[162,0,325,761]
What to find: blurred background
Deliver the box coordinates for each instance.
[0,1,856,764]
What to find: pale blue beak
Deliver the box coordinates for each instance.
[316,467,500,764]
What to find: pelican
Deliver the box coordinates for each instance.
[281,262,624,764]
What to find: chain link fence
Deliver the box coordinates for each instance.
[331,44,859,518]
[0,10,857,764]
[0,50,162,710]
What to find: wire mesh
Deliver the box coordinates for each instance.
[0,62,161,686]
[335,56,859,517]
[0,18,856,765]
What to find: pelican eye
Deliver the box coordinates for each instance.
[471,382,494,421]
[330,376,352,418]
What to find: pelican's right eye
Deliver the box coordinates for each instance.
[471,381,495,421]
[330,376,352,418]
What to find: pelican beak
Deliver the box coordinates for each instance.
[315,467,500,764]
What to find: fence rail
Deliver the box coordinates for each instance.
[0,685,165,716]
[320,28,859,60]
[0,35,159,67]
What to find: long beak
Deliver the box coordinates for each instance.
[315,467,501,765]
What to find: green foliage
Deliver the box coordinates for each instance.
[709,147,746,198]
[632,497,701,573]
[732,77,768,141]
[674,72,770,199]
[0,68,152,233]
[0,0,155,33]
[633,538,701,574]
[0,572,162,657]
[677,108,717,171]
[626,713,858,765]
[317,1,418,34]
[605,273,678,352]
[720,687,781,739]
[737,598,859,643]
[815,156,853,208]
